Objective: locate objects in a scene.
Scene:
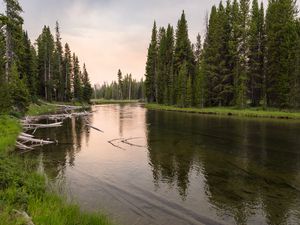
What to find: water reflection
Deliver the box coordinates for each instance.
[25,105,300,225]
[28,116,91,180]
[146,110,300,224]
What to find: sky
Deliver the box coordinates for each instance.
[0,0,297,85]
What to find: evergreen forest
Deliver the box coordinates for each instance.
[0,0,93,114]
[145,0,300,109]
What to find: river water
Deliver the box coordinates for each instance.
[27,103,300,225]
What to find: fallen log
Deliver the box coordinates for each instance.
[86,124,104,133]
[18,135,55,145]
[16,142,33,150]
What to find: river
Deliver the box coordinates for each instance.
[27,103,300,225]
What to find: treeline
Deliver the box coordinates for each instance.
[0,0,93,113]
[94,69,145,100]
[145,0,300,108]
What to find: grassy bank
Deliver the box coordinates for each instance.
[27,101,90,116]
[91,99,140,105]
[145,104,300,120]
[0,116,113,225]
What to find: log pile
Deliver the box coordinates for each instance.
[17,108,96,152]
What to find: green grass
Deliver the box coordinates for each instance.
[27,103,59,116]
[91,99,140,105]
[0,115,114,225]
[145,104,300,120]
[0,116,21,152]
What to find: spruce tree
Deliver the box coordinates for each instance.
[63,43,72,101]
[157,27,167,104]
[165,24,175,105]
[117,69,123,100]
[265,0,298,107]
[174,11,195,106]
[82,64,93,103]
[37,26,55,101]
[194,34,204,107]
[235,0,250,108]
[73,54,82,101]
[54,21,64,101]
[202,6,220,106]
[248,0,265,106]
[2,0,23,81]
[145,22,158,103]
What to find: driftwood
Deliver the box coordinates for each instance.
[121,137,146,148]
[108,138,126,150]
[18,135,55,145]
[13,210,35,225]
[17,108,96,152]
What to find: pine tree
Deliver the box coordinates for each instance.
[2,0,23,81]
[265,0,298,107]
[145,22,158,103]
[54,21,64,101]
[117,69,123,100]
[82,64,93,103]
[37,26,55,101]
[248,0,265,106]
[194,34,204,107]
[157,27,167,104]
[73,54,82,100]
[174,11,195,106]
[165,24,175,105]
[63,43,72,101]
[235,0,250,108]
[202,6,220,106]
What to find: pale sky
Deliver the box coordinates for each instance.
[0,0,297,85]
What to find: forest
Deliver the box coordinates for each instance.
[145,0,300,109]
[0,0,93,114]
[94,69,145,100]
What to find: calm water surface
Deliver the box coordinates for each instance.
[28,104,300,225]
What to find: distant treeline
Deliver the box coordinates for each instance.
[145,0,300,108]
[94,69,145,100]
[0,0,93,113]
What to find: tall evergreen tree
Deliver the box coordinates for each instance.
[73,54,82,100]
[63,43,72,101]
[82,64,93,103]
[54,21,64,101]
[157,27,167,104]
[265,0,298,107]
[37,26,54,101]
[235,0,250,108]
[145,21,158,103]
[248,0,265,106]
[174,11,195,107]
[2,0,23,81]
[117,69,123,100]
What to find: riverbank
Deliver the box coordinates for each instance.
[0,115,113,225]
[145,104,300,120]
[27,101,91,116]
[92,99,140,105]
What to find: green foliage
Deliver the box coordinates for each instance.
[145,0,300,110]
[82,64,93,103]
[9,63,30,112]
[145,21,158,103]
[95,72,145,100]
[73,54,82,101]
